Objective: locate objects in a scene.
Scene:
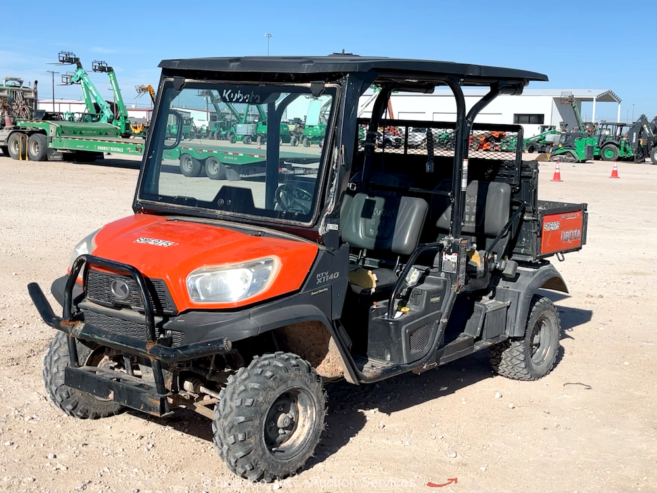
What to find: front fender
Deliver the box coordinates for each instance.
[495,263,568,338]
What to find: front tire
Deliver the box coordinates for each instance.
[489,296,561,381]
[43,332,124,419]
[213,352,327,482]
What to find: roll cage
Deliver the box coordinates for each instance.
[136,55,547,251]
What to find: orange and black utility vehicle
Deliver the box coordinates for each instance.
[29,55,588,482]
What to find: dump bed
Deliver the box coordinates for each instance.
[512,197,588,261]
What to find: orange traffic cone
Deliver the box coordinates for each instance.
[551,161,563,182]
[610,161,619,179]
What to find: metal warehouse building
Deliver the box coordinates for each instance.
[360,88,622,137]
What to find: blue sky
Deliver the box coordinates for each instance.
[2,0,655,122]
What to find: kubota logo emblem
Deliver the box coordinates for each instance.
[110,279,130,300]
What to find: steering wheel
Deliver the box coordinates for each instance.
[274,184,313,215]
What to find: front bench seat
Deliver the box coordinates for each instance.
[342,193,428,294]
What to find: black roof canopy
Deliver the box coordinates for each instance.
[158,55,548,87]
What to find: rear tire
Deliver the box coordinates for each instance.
[303,137,310,147]
[180,154,202,177]
[526,145,536,154]
[205,156,226,180]
[489,296,561,381]
[213,352,326,482]
[243,135,252,145]
[43,332,124,419]
[290,136,299,147]
[28,133,48,161]
[228,132,236,144]
[600,144,619,162]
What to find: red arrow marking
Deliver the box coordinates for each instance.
[427,478,458,488]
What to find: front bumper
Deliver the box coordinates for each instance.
[28,254,232,364]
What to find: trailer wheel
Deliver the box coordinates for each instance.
[180,154,202,177]
[7,133,23,160]
[43,332,124,419]
[205,157,226,180]
[600,144,618,162]
[303,137,311,147]
[213,352,326,482]
[28,133,48,161]
[489,295,561,381]
[290,136,299,147]
[651,147,657,165]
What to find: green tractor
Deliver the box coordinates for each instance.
[524,126,557,153]
[254,105,293,146]
[302,98,331,147]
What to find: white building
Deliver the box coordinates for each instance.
[360,88,622,137]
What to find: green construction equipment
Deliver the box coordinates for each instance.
[58,52,113,124]
[524,126,557,153]
[92,60,134,137]
[302,98,331,147]
[253,105,293,146]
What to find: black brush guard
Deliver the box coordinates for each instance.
[28,254,232,416]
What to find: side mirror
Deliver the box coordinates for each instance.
[165,110,183,149]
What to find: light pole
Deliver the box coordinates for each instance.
[46,70,59,111]
[265,33,272,56]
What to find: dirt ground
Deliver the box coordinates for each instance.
[0,153,656,493]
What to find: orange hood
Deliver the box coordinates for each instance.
[91,215,318,311]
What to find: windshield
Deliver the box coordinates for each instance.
[139,80,335,225]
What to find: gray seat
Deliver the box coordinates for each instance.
[433,179,511,252]
[342,193,428,294]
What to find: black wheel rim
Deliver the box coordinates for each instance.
[530,316,551,365]
[263,388,316,460]
[30,140,39,156]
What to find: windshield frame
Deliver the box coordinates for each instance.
[134,78,340,229]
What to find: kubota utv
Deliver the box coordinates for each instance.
[28,55,588,482]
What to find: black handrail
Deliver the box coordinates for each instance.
[387,241,444,318]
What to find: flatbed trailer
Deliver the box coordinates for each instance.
[0,118,318,181]
[0,120,144,161]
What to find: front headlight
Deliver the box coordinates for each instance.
[69,229,100,270]
[186,257,280,303]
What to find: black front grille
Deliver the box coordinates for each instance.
[86,270,177,315]
[82,310,149,342]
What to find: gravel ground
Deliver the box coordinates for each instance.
[0,154,656,493]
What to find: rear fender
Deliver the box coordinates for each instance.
[494,263,568,338]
